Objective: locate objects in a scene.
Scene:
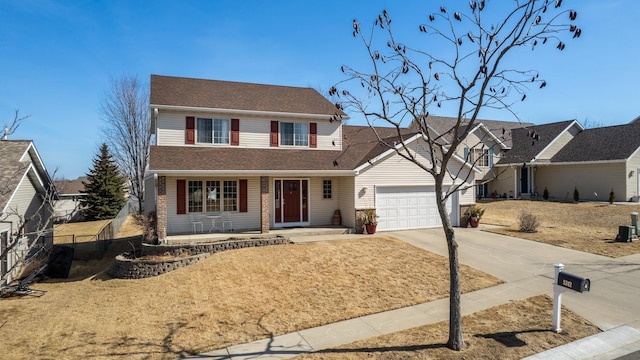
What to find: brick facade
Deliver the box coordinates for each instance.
[157,176,167,240]
[260,176,270,233]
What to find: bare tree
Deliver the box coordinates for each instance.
[99,75,152,213]
[2,110,30,140]
[332,0,581,350]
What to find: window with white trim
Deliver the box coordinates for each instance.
[280,122,308,146]
[189,179,238,212]
[323,180,332,199]
[197,118,230,144]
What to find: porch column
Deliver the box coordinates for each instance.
[157,176,167,240]
[260,176,270,233]
[513,167,518,199]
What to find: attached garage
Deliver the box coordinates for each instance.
[376,186,458,231]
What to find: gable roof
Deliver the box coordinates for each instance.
[149,125,418,174]
[54,177,87,195]
[496,120,575,165]
[0,140,53,212]
[150,75,347,118]
[551,122,640,163]
[414,115,533,148]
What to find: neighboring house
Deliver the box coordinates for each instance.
[493,120,640,202]
[411,116,533,199]
[145,75,477,239]
[53,177,86,222]
[0,140,55,284]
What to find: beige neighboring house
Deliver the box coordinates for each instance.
[0,140,55,285]
[144,75,478,239]
[493,120,640,202]
[418,115,640,202]
[53,177,86,222]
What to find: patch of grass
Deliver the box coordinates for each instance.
[298,295,600,360]
[0,237,502,359]
[480,200,640,257]
[53,219,111,243]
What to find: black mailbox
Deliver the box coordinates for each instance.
[557,272,590,293]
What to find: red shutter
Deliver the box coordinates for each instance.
[176,179,186,214]
[239,179,248,212]
[231,118,240,146]
[185,116,195,144]
[309,122,317,148]
[270,121,279,147]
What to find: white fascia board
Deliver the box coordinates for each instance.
[21,142,55,194]
[470,123,508,149]
[626,145,640,163]
[151,104,350,121]
[353,133,423,174]
[149,169,356,176]
[3,164,42,214]
[494,159,626,167]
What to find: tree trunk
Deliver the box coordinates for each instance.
[435,180,465,351]
[445,225,465,350]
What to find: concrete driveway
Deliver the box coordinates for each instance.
[386,226,640,331]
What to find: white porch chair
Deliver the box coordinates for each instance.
[221,212,233,232]
[189,213,204,233]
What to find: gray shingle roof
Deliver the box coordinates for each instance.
[0,140,32,210]
[150,75,346,118]
[497,120,575,165]
[551,122,640,162]
[418,115,533,148]
[149,125,417,172]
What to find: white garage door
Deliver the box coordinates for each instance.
[376,186,456,231]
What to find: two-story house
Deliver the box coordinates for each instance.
[145,75,477,240]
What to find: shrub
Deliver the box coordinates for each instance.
[518,211,540,233]
[573,186,580,202]
[543,187,549,201]
[468,205,485,219]
[609,189,616,204]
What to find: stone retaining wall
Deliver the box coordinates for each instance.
[109,236,291,279]
[141,236,292,257]
[108,252,209,279]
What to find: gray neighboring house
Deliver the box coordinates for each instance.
[53,177,86,222]
[0,140,55,285]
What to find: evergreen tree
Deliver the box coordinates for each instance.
[81,143,127,220]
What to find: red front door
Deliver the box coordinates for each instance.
[282,180,301,223]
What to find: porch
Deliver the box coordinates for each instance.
[163,225,353,244]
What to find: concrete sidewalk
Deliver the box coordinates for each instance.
[188,227,640,359]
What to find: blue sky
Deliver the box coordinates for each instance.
[1,0,639,179]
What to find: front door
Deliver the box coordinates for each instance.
[282,180,301,223]
[520,167,530,194]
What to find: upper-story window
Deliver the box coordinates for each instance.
[197,118,230,144]
[280,122,308,146]
[466,148,493,167]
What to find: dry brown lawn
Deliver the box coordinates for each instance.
[0,237,502,359]
[297,295,600,360]
[480,200,640,257]
[53,219,111,243]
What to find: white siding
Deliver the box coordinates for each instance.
[156,110,342,150]
[338,177,356,228]
[308,177,341,226]
[355,140,474,228]
[164,176,261,234]
[627,151,640,201]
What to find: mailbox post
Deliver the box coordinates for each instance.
[552,263,590,333]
